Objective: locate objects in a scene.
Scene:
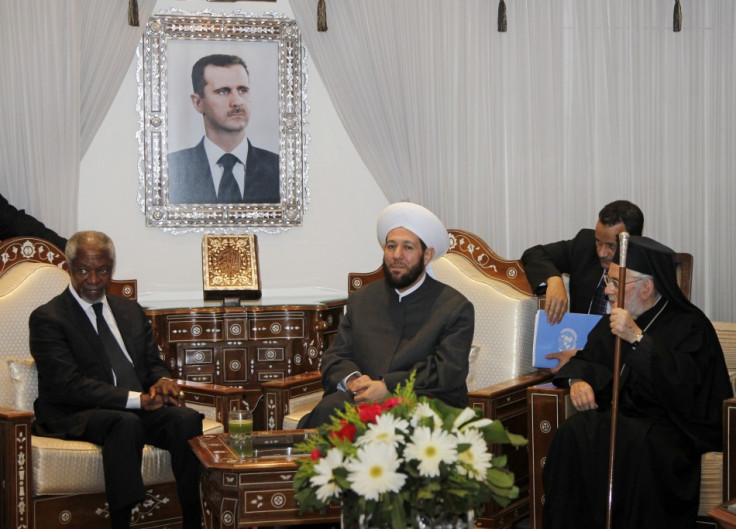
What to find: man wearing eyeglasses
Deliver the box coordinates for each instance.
[521,200,644,371]
[542,236,732,529]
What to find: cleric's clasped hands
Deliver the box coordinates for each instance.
[346,374,388,403]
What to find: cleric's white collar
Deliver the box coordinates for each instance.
[395,272,427,302]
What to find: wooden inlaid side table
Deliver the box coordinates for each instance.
[190,430,340,528]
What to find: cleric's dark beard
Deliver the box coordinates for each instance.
[382,258,426,290]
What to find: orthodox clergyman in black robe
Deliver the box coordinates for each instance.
[542,236,732,529]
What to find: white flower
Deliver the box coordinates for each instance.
[310,448,344,502]
[451,408,490,432]
[410,401,443,429]
[452,408,478,430]
[453,407,493,432]
[356,413,409,448]
[455,427,493,480]
[345,444,406,500]
[403,426,458,477]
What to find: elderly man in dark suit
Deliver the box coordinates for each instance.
[29,231,203,529]
[168,54,280,204]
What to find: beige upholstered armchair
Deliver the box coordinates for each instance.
[261,229,552,529]
[0,237,246,529]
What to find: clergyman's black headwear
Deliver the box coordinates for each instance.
[615,236,695,314]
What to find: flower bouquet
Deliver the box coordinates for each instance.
[293,374,527,529]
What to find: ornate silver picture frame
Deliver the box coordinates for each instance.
[138,11,307,231]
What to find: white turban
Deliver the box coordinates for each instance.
[376,202,449,260]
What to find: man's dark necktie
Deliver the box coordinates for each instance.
[217,153,242,202]
[589,272,608,315]
[92,302,142,391]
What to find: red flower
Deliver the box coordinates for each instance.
[381,397,405,411]
[310,448,321,461]
[330,419,357,442]
[358,402,384,423]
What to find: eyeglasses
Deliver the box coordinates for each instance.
[603,274,645,290]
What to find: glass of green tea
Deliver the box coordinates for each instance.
[228,409,253,455]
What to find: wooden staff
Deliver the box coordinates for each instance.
[605,231,629,529]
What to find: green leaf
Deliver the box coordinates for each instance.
[488,467,516,488]
[491,454,508,469]
[482,419,515,443]
[505,430,529,447]
[390,494,408,529]
[490,482,520,502]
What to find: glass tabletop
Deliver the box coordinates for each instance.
[229,430,314,459]
[191,429,316,467]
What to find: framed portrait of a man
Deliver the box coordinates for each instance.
[138,11,308,230]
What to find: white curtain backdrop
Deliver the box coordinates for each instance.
[0,0,156,236]
[290,0,736,322]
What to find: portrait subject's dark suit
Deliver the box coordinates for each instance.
[167,138,280,204]
[521,228,604,314]
[29,288,203,515]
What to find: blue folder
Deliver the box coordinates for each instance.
[532,310,602,369]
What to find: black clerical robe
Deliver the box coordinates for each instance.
[543,298,732,529]
[321,275,474,408]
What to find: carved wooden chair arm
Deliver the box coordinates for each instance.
[259,370,323,395]
[173,379,248,431]
[722,397,736,502]
[0,406,35,421]
[468,371,553,423]
[260,371,323,430]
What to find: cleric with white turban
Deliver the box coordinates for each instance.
[297,201,475,429]
[376,202,449,259]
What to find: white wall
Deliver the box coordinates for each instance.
[79,0,387,299]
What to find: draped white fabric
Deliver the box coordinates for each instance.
[0,0,156,236]
[290,0,736,321]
